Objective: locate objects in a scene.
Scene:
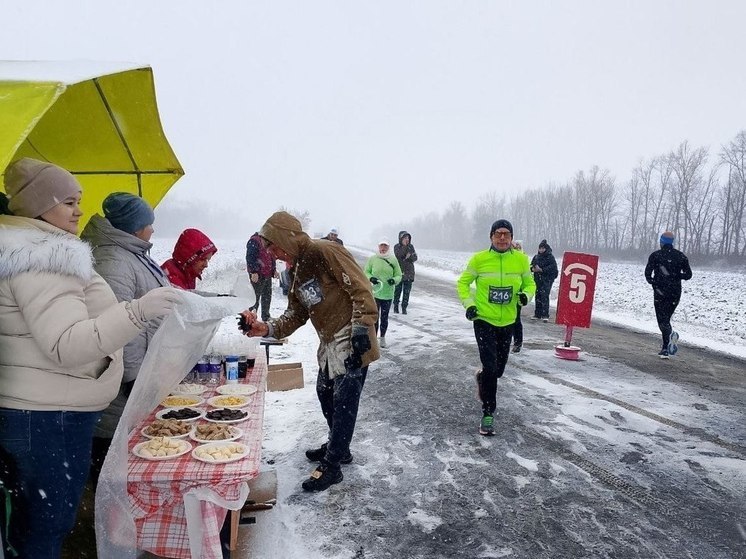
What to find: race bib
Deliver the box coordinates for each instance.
[297,278,323,308]
[488,285,513,305]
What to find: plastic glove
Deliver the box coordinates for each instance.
[387,278,396,286]
[369,277,380,285]
[465,306,478,320]
[518,293,528,306]
[130,287,183,323]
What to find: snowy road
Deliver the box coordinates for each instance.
[250,269,746,559]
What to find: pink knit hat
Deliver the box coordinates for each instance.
[4,158,82,218]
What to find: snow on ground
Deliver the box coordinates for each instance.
[149,237,745,557]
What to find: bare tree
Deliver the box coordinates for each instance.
[719,130,746,256]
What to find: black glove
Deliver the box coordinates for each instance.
[465,306,478,320]
[345,326,372,371]
[369,277,379,285]
[387,278,396,286]
[518,293,528,306]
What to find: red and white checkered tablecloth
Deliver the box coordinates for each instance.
[128,359,267,559]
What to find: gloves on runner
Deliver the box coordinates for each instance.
[369,277,379,285]
[518,293,528,306]
[465,306,478,320]
[345,325,372,371]
[130,287,183,323]
[387,278,396,286]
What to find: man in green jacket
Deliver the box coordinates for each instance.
[457,219,535,435]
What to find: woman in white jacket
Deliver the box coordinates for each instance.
[0,158,181,558]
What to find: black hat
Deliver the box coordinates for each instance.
[539,239,549,249]
[490,219,513,237]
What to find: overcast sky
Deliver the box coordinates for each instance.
[3,1,745,243]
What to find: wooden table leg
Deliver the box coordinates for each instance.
[229,509,240,551]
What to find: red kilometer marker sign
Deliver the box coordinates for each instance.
[555,252,600,329]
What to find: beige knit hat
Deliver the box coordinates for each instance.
[4,158,82,218]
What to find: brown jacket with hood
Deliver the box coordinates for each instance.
[260,212,379,374]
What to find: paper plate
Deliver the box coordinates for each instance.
[216,384,258,396]
[170,383,207,396]
[189,425,243,444]
[203,409,250,424]
[160,395,204,408]
[132,438,192,461]
[191,441,249,464]
[155,407,205,422]
[141,422,191,440]
[207,395,252,409]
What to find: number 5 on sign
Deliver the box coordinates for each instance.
[556,252,599,328]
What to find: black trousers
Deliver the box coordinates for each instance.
[316,365,368,468]
[534,280,553,318]
[473,320,513,415]
[393,280,413,310]
[375,298,392,336]
[250,277,273,321]
[654,295,680,348]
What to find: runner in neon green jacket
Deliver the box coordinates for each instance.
[456,219,535,436]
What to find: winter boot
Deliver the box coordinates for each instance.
[393,305,399,314]
[305,442,353,464]
[379,336,387,348]
[402,307,407,315]
[479,414,495,436]
[302,460,343,492]
[511,344,521,353]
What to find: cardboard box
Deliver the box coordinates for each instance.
[266,362,304,391]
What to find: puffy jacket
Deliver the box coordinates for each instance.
[394,230,418,281]
[0,216,143,411]
[644,244,692,299]
[80,214,171,436]
[364,252,402,301]
[161,229,217,289]
[530,246,558,285]
[457,247,536,327]
[246,232,276,279]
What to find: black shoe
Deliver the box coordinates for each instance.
[302,461,343,492]
[393,305,399,314]
[305,442,353,464]
[511,344,521,353]
[402,308,407,315]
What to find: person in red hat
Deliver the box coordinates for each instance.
[161,228,218,290]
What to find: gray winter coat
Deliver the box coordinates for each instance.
[80,214,170,436]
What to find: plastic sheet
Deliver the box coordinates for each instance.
[95,292,251,558]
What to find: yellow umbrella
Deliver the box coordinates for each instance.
[0,61,183,228]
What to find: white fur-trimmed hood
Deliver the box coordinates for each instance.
[0,216,95,281]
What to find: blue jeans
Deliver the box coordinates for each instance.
[316,365,368,468]
[0,408,100,559]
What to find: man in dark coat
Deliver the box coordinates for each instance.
[393,230,418,314]
[644,231,692,358]
[530,239,559,322]
[321,227,344,245]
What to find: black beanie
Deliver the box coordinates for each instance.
[539,239,549,249]
[490,219,513,237]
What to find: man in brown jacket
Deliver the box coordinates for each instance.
[238,211,379,491]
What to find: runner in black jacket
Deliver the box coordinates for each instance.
[644,231,692,358]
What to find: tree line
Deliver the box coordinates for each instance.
[378,130,746,264]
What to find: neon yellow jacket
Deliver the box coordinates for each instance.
[457,247,536,327]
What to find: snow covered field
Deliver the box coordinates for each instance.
[148,237,746,558]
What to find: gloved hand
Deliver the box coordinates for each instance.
[345,325,371,371]
[387,278,396,286]
[465,306,478,320]
[130,287,183,323]
[518,293,528,306]
[369,277,379,285]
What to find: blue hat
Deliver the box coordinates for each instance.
[660,231,674,245]
[103,192,155,234]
